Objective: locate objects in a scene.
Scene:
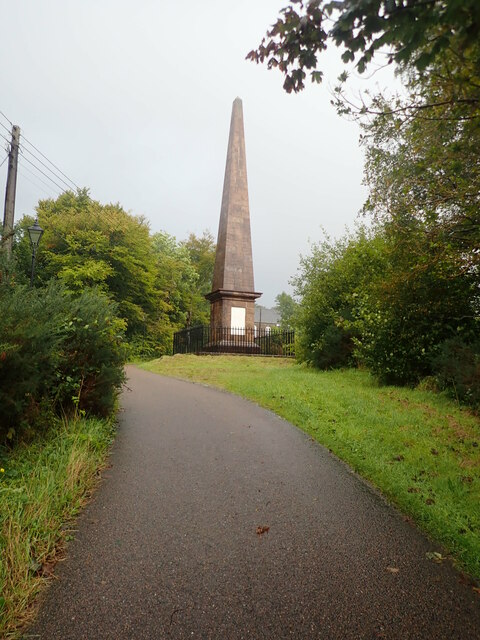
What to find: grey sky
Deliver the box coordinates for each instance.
[1,0,382,306]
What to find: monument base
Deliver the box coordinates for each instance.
[204,339,261,354]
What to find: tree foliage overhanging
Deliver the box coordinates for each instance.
[248,0,480,94]
[258,3,480,406]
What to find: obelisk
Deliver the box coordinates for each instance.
[206,98,262,336]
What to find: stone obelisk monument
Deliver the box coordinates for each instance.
[206,98,261,339]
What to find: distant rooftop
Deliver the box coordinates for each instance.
[254,306,280,325]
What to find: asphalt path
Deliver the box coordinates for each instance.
[27,365,480,639]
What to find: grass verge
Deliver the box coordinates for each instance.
[0,416,115,639]
[140,355,480,582]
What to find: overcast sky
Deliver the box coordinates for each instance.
[0,1,391,306]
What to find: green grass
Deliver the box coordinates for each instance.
[140,355,480,582]
[0,416,115,639]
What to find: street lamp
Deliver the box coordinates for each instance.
[27,219,44,286]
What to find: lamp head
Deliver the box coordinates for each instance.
[27,219,44,249]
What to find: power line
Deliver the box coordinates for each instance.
[0,106,81,192]
[18,165,58,199]
[0,109,13,126]
[18,156,62,196]
[0,119,11,135]
[0,153,8,169]
[20,143,76,192]
[0,131,11,147]
[21,135,80,191]
[20,153,69,193]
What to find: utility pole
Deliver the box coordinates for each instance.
[2,124,20,259]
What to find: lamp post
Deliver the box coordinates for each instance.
[27,219,44,286]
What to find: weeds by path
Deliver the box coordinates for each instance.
[141,355,480,583]
[0,417,115,639]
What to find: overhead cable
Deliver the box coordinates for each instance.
[18,156,63,196]
[0,121,11,136]
[0,109,13,126]
[18,166,59,199]
[0,105,81,192]
[20,153,69,193]
[20,143,75,192]
[21,135,80,191]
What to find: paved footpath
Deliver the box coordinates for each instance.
[28,366,480,639]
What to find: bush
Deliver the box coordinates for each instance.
[309,323,355,369]
[126,322,174,361]
[0,281,126,444]
[354,299,438,385]
[293,227,387,369]
[0,282,65,441]
[356,271,477,387]
[433,338,480,409]
[55,289,126,417]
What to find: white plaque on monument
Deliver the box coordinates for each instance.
[231,307,246,335]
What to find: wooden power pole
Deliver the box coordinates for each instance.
[2,124,20,258]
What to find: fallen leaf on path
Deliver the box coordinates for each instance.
[426,551,445,563]
[170,608,181,625]
[256,525,270,535]
[41,562,56,577]
[386,567,399,574]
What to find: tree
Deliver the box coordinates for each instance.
[181,230,216,325]
[361,48,480,270]
[152,231,198,330]
[354,219,478,384]
[11,192,216,357]
[356,49,480,385]
[250,0,480,402]
[292,217,477,385]
[32,190,160,338]
[274,292,297,329]
[292,227,387,368]
[247,1,480,94]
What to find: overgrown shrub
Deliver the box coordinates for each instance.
[293,227,387,369]
[55,289,126,417]
[0,282,65,441]
[354,223,478,386]
[0,281,126,444]
[433,338,480,409]
[310,323,355,369]
[126,322,174,361]
[354,301,439,385]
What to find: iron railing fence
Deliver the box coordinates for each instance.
[173,325,295,357]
